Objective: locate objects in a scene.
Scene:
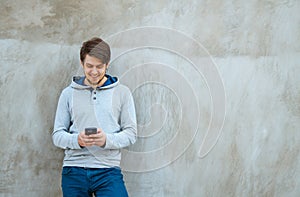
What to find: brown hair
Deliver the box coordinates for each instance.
[80,37,111,64]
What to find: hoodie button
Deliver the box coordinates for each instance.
[93,97,96,100]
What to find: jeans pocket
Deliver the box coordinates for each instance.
[62,167,72,175]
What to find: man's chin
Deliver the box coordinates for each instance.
[87,78,100,85]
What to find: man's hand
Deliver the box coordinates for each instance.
[78,128,106,147]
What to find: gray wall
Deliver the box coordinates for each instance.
[0,0,299,196]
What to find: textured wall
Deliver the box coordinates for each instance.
[0,0,299,196]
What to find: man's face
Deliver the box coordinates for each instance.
[81,54,108,86]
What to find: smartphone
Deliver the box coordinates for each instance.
[85,127,97,135]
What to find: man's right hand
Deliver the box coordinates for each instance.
[78,131,92,147]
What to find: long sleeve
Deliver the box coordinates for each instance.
[52,89,82,150]
[104,89,137,149]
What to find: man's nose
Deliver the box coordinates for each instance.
[91,67,98,74]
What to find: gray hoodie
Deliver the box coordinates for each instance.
[52,75,137,168]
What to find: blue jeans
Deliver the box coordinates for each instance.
[61,166,128,197]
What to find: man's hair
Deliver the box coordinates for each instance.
[80,37,111,64]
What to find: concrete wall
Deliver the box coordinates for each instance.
[0,0,299,196]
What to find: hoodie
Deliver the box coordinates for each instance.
[52,75,137,168]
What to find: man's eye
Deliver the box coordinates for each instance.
[97,65,105,69]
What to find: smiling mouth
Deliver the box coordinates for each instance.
[85,74,106,87]
[87,78,100,85]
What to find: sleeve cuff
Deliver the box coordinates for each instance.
[103,133,113,149]
[72,134,82,149]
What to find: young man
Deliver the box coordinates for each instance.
[52,37,137,197]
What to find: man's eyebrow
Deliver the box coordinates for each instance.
[86,63,104,66]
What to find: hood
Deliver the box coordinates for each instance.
[70,74,119,90]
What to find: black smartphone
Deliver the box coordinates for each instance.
[85,127,97,135]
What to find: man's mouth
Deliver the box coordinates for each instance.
[90,76,99,79]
